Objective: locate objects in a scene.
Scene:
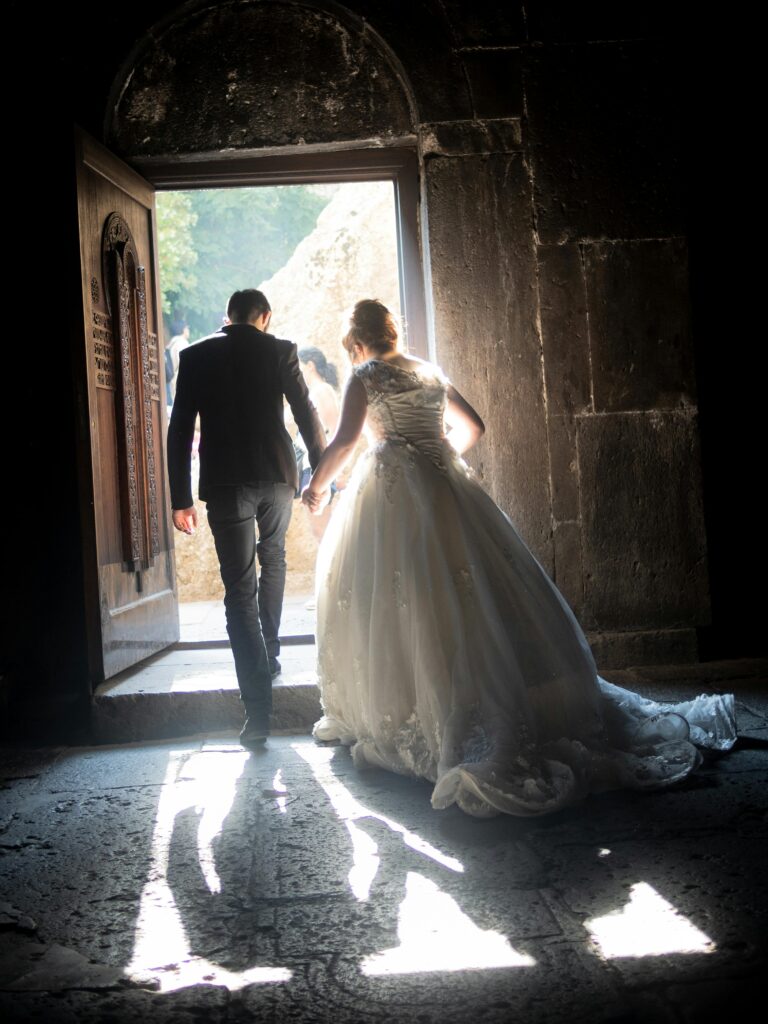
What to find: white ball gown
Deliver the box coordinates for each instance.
[312,359,737,818]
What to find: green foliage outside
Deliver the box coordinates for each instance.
[156,186,334,340]
[155,192,198,312]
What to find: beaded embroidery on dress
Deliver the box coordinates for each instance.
[312,359,737,817]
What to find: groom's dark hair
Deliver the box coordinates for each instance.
[227,289,271,324]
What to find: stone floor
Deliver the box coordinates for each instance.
[180,598,315,645]
[1,664,767,1023]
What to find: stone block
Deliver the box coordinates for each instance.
[577,411,709,630]
[525,1,688,43]
[552,520,584,619]
[588,628,699,669]
[462,48,524,119]
[548,415,579,522]
[583,238,696,412]
[419,119,522,157]
[440,1,527,46]
[91,682,320,744]
[523,40,686,243]
[345,0,475,124]
[90,690,243,744]
[537,242,591,416]
[272,680,323,730]
[424,153,552,568]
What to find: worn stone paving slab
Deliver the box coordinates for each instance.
[663,974,764,1023]
[145,647,238,666]
[0,939,130,991]
[308,942,631,1024]
[275,883,560,961]
[101,662,242,695]
[36,739,205,792]
[98,645,317,697]
[524,831,767,983]
[0,747,63,782]
[0,985,232,1024]
[0,724,766,1022]
[0,794,162,966]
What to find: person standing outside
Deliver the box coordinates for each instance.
[168,289,326,746]
[166,320,191,403]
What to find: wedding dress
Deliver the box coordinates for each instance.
[312,359,737,818]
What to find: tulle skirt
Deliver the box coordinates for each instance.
[312,440,736,817]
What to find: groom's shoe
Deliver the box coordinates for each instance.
[240,709,270,748]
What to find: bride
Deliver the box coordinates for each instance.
[301,300,737,818]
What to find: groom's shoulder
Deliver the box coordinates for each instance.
[264,332,298,358]
[185,328,226,350]
[177,330,225,365]
[264,330,294,348]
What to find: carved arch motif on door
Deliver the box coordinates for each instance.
[100,211,160,573]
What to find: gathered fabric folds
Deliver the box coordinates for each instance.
[312,360,736,818]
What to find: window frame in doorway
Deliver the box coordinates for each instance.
[137,146,428,358]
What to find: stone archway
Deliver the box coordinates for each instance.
[107,0,417,159]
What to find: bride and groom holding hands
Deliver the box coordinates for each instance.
[168,288,737,819]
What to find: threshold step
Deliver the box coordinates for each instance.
[92,646,321,744]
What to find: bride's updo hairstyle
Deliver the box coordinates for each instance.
[342,299,400,358]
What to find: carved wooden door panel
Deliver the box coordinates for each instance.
[74,129,179,682]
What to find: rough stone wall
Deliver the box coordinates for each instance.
[105,0,703,663]
[418,9,702,663]
[424,150,553,572]
[533,35,703,660]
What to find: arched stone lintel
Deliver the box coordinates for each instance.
[106,0,423,158]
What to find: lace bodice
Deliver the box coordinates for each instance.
[353,358,450,467]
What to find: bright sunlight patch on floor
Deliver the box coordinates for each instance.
[586,881,716,959]
[362,872,536,976]
[295,743,535,975]
[126,748,291,993]
[272,768,288,814]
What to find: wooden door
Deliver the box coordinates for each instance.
[74,128,178,682]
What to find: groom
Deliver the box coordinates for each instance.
[167,289,326,746]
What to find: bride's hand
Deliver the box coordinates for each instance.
[302,485,330,515]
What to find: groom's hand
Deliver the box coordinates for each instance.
[173,506,198,535]
[302,487,330,515]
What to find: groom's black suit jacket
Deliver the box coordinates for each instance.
[167,323,326,510]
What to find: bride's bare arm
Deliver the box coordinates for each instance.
[444,384,485,454]
[302,375,367,508]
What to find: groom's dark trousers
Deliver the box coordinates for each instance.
[206,482,294,714]
[167,323,326,720]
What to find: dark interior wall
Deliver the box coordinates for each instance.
[0,1,759,730]
[2,113,92,732]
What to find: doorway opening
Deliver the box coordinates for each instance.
[151,148,427,650]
